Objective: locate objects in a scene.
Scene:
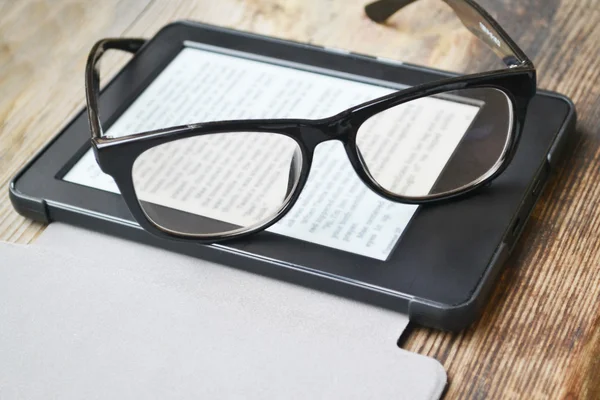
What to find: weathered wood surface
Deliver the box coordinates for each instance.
[0,0,599,398]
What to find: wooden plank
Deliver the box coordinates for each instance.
[0,0,599,398]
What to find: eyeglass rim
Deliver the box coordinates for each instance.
[92,76,531,242]
[84,0,536,242]
[348,88,515,201]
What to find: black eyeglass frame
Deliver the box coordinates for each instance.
[86,0,536,243]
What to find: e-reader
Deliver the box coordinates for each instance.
[10,21,576,331]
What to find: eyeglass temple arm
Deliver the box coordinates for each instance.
[86,38,147,139]
[364,0,532,68]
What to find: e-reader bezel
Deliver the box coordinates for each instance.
[10,21,576,330]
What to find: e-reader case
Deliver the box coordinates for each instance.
[9,21,576,331]
[3,225,445,399]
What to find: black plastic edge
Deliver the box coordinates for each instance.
[547,94,577,168]
[407,91,576,331]
[8,127,73,224]
[408,242,510,331]
[9,182,49,224]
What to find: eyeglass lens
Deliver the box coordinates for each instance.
[132,131,303,236]
[356,87,512,197]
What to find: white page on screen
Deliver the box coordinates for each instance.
[64,43,480,260]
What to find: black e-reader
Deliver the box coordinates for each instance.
[10,21,576,331]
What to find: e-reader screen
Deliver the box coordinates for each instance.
[63,41,481,261]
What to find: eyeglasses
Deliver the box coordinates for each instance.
[85,0,535,243]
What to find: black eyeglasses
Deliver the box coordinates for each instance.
[85,0,536,243]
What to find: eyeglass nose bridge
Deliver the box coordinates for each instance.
[300,113,355,150]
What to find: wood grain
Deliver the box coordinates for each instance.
[0,0,599,398]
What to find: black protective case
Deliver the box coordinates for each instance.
[9,21,576,331]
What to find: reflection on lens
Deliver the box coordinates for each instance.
[356,87,512,198]
[132,131,302,236]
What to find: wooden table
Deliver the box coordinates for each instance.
[1,0,598,398]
